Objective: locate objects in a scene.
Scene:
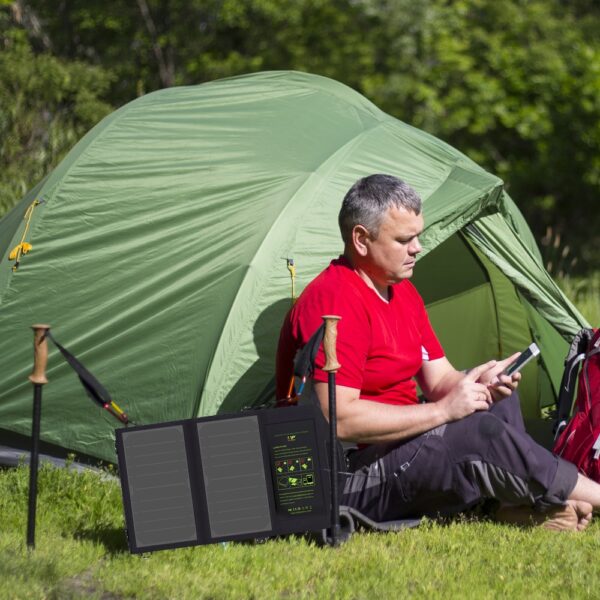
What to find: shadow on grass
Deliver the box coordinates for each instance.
[74,526,128,554]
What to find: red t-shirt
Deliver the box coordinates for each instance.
[276,257,445,406]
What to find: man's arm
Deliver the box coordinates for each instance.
[416,356,471,402]
[313,361,495,444]
[417,354,522,404]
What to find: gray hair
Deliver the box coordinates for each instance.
[338,174,422,244]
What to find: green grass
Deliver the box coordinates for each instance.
[2,464,600,599]
[3,272,598,599]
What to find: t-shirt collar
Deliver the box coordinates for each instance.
[331,255,397,303]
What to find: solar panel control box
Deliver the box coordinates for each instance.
[116,405,332,553]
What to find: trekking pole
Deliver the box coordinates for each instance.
[322,315,341,547]
[26,324,50,549]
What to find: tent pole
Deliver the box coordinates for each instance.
[321,315,341,547]
[27,324,50,550]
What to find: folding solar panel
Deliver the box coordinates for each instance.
[116,405,332,553]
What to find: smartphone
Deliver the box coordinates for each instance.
[502,343,540,376]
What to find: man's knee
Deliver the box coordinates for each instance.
[485,392,528,432]
[444,410,507,454]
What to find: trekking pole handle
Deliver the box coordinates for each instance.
[321,315,341,373]
[29,324,50,385]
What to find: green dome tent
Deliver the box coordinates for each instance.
[0,71,588,464]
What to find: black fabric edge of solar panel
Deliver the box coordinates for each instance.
[184,420,207,545]
[115,427,134,550]
[115,405,332,554]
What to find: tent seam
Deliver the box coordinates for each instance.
[195,119,390,415]
[197,127,505,415]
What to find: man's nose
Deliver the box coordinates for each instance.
[409,237,422,254]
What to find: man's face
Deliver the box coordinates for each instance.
[362,205,424,288]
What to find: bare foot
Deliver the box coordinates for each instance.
[570,500,593,531]
[495,500,593,532]
[541,501,590,532]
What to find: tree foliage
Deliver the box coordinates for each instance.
[1,0,599,270]
[362,0,600,271]
[0,3,113,214]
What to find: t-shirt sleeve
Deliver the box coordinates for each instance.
[411,283,444,361]
[420,310,445,361]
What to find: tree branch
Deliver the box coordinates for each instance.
[135,0,174,87]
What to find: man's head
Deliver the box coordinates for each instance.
[338,174,422,245]
[339,174,424,292]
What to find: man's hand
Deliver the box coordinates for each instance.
[438,361,497,422]
[477,352,522,402]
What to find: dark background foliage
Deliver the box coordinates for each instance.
[2,0,598,272]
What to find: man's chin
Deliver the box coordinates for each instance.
[403,263,416,277]
[389,270,414,283]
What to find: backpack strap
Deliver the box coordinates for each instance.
[581,344,600,412]
[555,328,595,438]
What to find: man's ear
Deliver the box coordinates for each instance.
[351,224,370,257]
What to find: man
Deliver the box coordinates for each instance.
[276,174,600,530]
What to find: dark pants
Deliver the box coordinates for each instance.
[341,393,578,521]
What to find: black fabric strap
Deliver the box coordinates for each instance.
[45,331,128,424]
[293,323,325,380]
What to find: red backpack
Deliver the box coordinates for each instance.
[553,328,600,481]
